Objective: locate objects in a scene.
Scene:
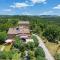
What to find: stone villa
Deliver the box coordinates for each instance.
[8,21,30,41]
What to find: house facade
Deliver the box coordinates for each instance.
[8,21,30,40]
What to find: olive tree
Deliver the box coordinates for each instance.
[27,42,35,50]
[35,47,45,57]
[55,53,60,60]
[28,51,35,59]
[31,36,39,47]
[36,56,46,60]
[0,31,7,43]
[14,36,23,49]
[43,27,59,43]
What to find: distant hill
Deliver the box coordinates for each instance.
[0,15,60,22]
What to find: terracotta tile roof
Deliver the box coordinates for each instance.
[8,27,30,34]
[8,21,30,35]
[18,21,29,25]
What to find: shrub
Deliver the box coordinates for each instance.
[0,51,6,59]
[28,51,35,59]
[0,31,7,43]
[31,36,39,47]
[20,43,26,52]
[0,51,16,60]
[21,51,25,58]
[36,56,46,60]
[55,53,60,60]
[27,42,35,50]
[14,36,23,49]
[35,47,45,57]
[43,27,59,42]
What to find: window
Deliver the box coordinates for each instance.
[16,28,19,30]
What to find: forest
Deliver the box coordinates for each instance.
[0,15,60,42]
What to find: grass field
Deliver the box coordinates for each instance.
[0,45,2,49]
[0,43,12,51]
[41,36,60,56]
[4,43,12,51]
[0,44,5,51]
[44,40,60,56]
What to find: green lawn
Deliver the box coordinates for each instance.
[0,43,12,51]
[12,53,20,60]
[4,43,12,51]
[0,44,5,51]
[44,40,60,56]
[0,45,2,49]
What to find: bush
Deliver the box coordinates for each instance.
[27,42,35,50]
[55,53,60,60]
[43,27,59,42]
[31,36,39,47]
[0,31,7,43]
[21,51,25,58]
[14,36,23,49]
[35,47,45,57]
[36,56,46,60]
[0,51,16,60]
[20,43,26,52]
[28,51,35,59]
[14,36,27,52]
[0,51,6,59]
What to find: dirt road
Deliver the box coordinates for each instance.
[33,34,55,60]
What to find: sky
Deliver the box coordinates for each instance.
[0,0,60,15]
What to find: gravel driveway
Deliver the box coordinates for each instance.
[33,34,55,60]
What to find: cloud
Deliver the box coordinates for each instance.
[10,0,47,9]
[53,4,60,9]
[30,0,47,4]
[10,2,33,8]
[3,9,11,12]
[40,11,53,15]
